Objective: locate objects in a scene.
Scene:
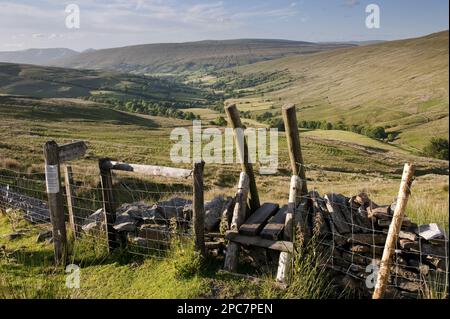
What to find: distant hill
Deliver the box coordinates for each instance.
[0,48,79,65]
[230,31,449,151]
[51,39,354,74]
[0,62,203,106]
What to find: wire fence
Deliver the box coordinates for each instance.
[292,161,449,299]
[0,164,195,260]
[0,157,448,299]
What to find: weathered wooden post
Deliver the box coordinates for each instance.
[276,175,300,283]
[193,160,206,257]
[282,104,308,195]
[224,172,250,272]
[63,165,78,238]
[43,141,67,265]
[373,163,415,299]
[98,159,120,252]
[225,104,260,212]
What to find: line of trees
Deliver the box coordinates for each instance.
[298,120,393,141]
[86,96,200,120]
[423,138,449,160]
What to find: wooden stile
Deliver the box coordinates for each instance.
[260,205,288,240]
[239,203,279,236]
[224,172,250,272]
[225,104,260,212]
[225,232,294,253]
[282,104,308,195]
[276,175,299,283]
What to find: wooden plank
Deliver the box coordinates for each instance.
[282,104,308,195]
[98,158,121,251]
[260,205,288,240]
[225,231,293,253]
[224,172,250,272]
[43,140,67,265]
[239,203,279,236]
[276,175,299,284]
[225,104,260,212]
[63,165,78,237]
[324,193,351,234]
[193,161,205,257]
[102,160,192,179]
[58,141,87,162]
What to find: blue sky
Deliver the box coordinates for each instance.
[0,0,448,51]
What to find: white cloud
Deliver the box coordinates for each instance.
[0,0,301,50]
[343,0,360,7]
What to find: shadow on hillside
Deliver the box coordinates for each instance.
[0,96,158,129]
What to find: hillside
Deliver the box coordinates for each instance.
[51,39,354,74]
[0,48,79,65]
[0,62,204,107]
[227,31,449,151]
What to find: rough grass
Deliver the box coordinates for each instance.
[231,31,449,150]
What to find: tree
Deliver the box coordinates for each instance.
[365,126,387,140]
[423,138,449,160]
[212,116,227,126]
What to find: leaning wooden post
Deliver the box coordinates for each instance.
[63,165,78,238]
[282,104,308,196]
[43,141,67,265]
[373,163,415,299]
[276,175,300,283]
[193,160,206,257]
[224,172,250,272]
[225,104,260,212]
[98,159,120,252]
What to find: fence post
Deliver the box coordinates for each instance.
[224,172,250,271]
[98,159,120,252]
[373,163,415,299]
[225,104,260,212]
[276,175,300,283]
[282,104,308,196]
[63,164,78,238]
[43,140,67,265]
[193,160,206,257]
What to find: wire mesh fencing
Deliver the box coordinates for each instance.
[66,164,195,259]
[0,162,197,260]
[291,162,449,299]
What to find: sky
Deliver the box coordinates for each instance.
[0,0,448,52]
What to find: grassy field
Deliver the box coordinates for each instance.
[0,87,448,298]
